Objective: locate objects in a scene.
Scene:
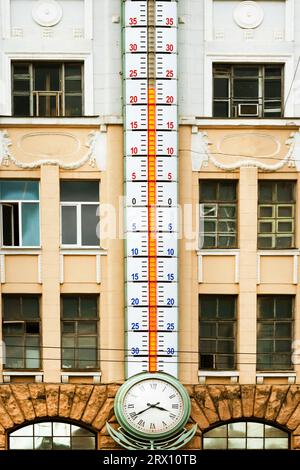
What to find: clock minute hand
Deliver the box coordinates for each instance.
[135,402,160,416]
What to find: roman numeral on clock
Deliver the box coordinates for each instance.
[127,404,135,409]
[169,394,176,399]
[150,423,156,430]
[150,383,157,389]
[138,419,145,427]
[172,404,179,409]
[129,412,137,420]
[169,413,176,419]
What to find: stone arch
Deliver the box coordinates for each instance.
[0,384,118,450]
[190,385,300,450]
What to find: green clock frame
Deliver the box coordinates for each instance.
[114,372,191,440]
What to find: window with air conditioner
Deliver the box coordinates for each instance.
[213,64,283,118]
[12,62,83,117]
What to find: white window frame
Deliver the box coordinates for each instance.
[60,201,100,249]
[205,54,294,118]
[2,52,93,116]
[0,187,41,249]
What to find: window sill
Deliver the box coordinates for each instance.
[256,372,296,384]
[0,247,41,252]
[61,371,101,384]
[198,370,239,384]
[60,247,107,253]
[3,371,43,383]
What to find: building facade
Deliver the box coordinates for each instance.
[1,0,300,451]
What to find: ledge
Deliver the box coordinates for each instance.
[61,372,101,384]
[256,372,296,384]
[198,370,239,384]
[3,371,43,383]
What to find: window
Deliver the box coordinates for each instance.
[213,64,283,118]
[203,422,289,450]
[199,295,236,370]
[0,180,40,247]
[60,181,99,247]
[3,295,40,369]
[61,296,99,370]
[257,296,293,371]
[9,422,96,450]
[12,62,83,117]
[199,181,237,249]
[258,181,295,249]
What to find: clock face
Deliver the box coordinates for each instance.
[115,373,191,439]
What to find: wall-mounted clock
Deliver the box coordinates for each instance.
[107,372,197,450]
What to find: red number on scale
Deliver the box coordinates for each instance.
[129,17,137,25]
[131,147,138,155]
[167,121,174,129]
[129,69,138,78]
[168,172,172,180]
[167,147,174,155]
[132,172,137,180]
[129,43,138,52]
[130,121,138,129]
[166,44,174,52]
[166,18,174,26]
[166,69,174,78]
[130,96,138,104]
[166,95,174,104]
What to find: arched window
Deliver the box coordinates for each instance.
[9,421,96,450]
[203,421,289,450]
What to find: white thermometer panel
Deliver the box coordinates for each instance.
[124,0,178,377]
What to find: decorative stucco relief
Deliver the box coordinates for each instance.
[32,0,63,27]
[191,130,299,172]
[0,129,106,170]
[233,1,264,29]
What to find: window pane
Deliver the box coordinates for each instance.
[65,96,82,116]
[258,183,273,202]
[218,322,234,337]
[65,80,82,93]
[265,438,289,449]
[247,438,264,449]
[219,182,236,201]
[218,235,236,248]
[276,297,293,319]
[3,296,21,320]
[200,297,217,319]
[200,182,217,201]
[53,422,70,436]
[35,422,52,436]
[3,323,23,335]
[213,101,229,117]
[265,425,287,438]
[259,297,274,319]
[78,321,97,334]
[257,339,273,353]
[219,205,236,218]
[62,336,75,368]
[205,425,227,438]
[35,437,52,450]
[53,437,71,449]
[0,181,39,200]
[22,203,40,246]
[78,337,97,368]
[61,206,77,245]
[72,436,96,450]
[265,79,281,99]
[276,236,293,248]
[65,64,82,78]
[214,78,228,98]
[23,297,39,320]
[62,322,75,334]
[275,323,291,337]
[13,95,30,116]
[228,438,246,449]
[277,182,294,202]
[63,297,78,319]
[34,64,60,91]
[13,79,30,92]
[204,437,227,449]
[234,66,259,77]
[218,297,235,319]
[10,437,33,449]
[278,206,293,217]
[11,425,33,437]
[200,322,216,337]
[81,204,99,246]
[25,337,40,368]
[233,79,258,98]
[258,323,273,337]
[60,182,99,202]
[228,422,246,437]
[200,340,216,353]
[247,422,264,437]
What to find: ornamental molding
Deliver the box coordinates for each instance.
[32,0,63,27]
[233,1,264,29]
[0,130,106,170]
[191,130,299,172]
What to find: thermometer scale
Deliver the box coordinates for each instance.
[123,0,178,377]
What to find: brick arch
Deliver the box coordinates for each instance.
[190,384,300,449]
[0,384,118,450]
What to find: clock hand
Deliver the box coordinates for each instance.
[135,402,160,416]
[152,405,170,412]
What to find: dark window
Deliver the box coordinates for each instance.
[60,181,99,247]
[9,422,96,450]
[200,181,237,248]
[258,181,295,249]
[0,180,40,247]
[213,64,283,118]
[257,296,293,371]
[3,295,40,369]
[199,295,236,370]
[61,296,99,370]
[203,422,289,449]
[12,62,83,117]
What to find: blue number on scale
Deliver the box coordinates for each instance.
[168,223,173,232]
[167,273,174,281]
[131,273,139,281]
[167,323,174,331]
[131,298,139,305]
[131,347,140,355]
[131,322,140,330]
[167,347,175,355]
[131,248,139,255]
[167,298,175,306]
[132,223,137,231]
[167,248,174,256]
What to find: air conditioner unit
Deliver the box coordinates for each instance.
[238,103,259,117]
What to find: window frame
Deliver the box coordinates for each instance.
[199,295,237,371]
[257,295,294,372]
[257,181,295,250]
[199,180,238,249]
[11,61,84,117]
[61,295,100,371]
[2,294,41,371]
[0,180,41,248]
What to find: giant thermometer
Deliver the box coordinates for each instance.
[123,0,178,377]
